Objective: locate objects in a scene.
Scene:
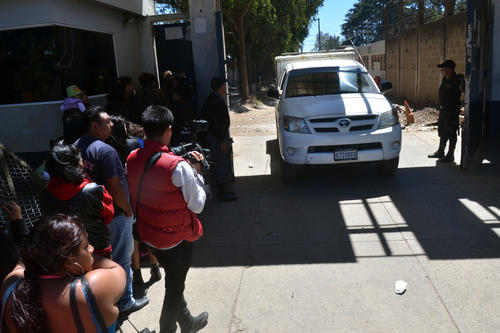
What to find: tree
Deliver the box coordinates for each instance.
[314,33,341,51]
[341,0,386,46]
[341,0,467,45]
[156,0,324,99]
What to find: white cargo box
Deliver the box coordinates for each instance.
[275,48,357,81]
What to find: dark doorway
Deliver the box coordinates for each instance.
[153,22,197,108]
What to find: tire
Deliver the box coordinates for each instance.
[280,159,297,182]
[376,157,399,176]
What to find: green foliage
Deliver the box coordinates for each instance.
[244,0,324,82]
[341,0,386,46]
[341,0,468,46]
[313,33,341,51]
[155,0,188,13]
[155,0,324,90]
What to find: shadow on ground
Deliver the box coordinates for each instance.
[193,139,500,268]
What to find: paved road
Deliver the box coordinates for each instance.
[121,131,500,333]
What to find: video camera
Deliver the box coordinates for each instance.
[170,120,211,173]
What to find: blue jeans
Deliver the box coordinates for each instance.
[109,214,135,310]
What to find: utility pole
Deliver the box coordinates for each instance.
[317,17,321,50]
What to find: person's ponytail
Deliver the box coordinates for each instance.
[8,215,84,332]
[11,269,47,332]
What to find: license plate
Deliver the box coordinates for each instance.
[334,150,358,161]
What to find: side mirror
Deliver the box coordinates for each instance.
[267,87,280,99]
[380,81,392,94]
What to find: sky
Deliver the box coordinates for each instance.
[302,0,358,51]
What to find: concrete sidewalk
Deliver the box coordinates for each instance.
[122,130,500,333]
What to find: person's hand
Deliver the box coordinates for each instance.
[1,201,22,221]
[188,151,204,173]
[124,206,133,218]
[220,142,228,153]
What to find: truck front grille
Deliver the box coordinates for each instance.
[308,115,378,134]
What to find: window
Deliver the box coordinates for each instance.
[0,26,117,104]
[285,67,378,98]
[371,54,386,71]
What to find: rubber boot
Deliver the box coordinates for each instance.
[150,264,161,283]
[439,141,456,163]
[428,139,446,158]
[178,307,208,333]
[133,269,144,286]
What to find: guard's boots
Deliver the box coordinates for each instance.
[178,308,209,333]
[150,264,161,283]
[439,142,456,163]
[132,268,144,286]
[428,140,446,158]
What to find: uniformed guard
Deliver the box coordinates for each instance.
[428,59,464,163]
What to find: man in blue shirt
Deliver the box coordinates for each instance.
[75,106,148,315]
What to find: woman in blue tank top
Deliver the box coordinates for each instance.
[0,214,126,333]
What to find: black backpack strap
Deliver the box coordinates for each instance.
[135,152,162,221]
[70,279,85,333]
[81,276,108,333]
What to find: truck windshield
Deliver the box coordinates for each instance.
[285,69,378,98]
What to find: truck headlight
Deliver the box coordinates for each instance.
[377,109,399,129]
[283,116,311,134]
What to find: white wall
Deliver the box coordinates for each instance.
[357,40,386,80]
[0,0,153,154]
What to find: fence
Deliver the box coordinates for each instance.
[385,12,466,105]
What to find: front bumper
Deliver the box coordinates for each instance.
[278,125,402,165]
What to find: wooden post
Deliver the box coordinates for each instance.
[417,0,424,103]
[398,0,404,97]
[384,5,389,40]
[418,0,424,25]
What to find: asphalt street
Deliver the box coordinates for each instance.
[121,130,500,333]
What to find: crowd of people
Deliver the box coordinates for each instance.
[0,71,236,332]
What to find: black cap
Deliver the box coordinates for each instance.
[211,77,227,91]
[437,59,456,70]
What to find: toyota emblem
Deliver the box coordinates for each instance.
[338,118,350,128]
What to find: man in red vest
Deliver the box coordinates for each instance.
[126,105,208,333]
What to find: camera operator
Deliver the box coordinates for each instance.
[126,105,208,333]
[201,77,237,201]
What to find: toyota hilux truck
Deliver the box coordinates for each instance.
[268,58,401,180]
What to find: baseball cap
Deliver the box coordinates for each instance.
[437,60,456,70]
[211,77,228,91]
[66,85,82,98]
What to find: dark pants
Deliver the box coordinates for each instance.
[438,108,459,152]
[206,132,231,183]
[149,241,193,333]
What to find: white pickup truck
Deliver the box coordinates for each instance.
[268,55,401,180]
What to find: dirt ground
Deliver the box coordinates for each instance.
[229,89,277,136]
[228,89,441,136]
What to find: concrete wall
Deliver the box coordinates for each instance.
[386,38,399,94]
[95,0,154,15]
[189,0,226,108]
[0,0,154,154]
[386,12,467,105]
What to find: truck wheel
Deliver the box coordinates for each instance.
[280,160,297,182]
[376,157,399,176]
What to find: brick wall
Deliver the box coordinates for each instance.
[386,12,466,105]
